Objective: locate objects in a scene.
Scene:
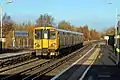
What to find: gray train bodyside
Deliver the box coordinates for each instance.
[56,29,84,49]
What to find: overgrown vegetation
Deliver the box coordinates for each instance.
[1,13,113,48]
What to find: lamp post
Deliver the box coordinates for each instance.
[108,0,120,64]
[0,0,13,41]
[108,1,118,36]
[107,1,119,43]
[0,4,3,41]
[0,0,13,48]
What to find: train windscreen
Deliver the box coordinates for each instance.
[35,29,56,39]
[42,30,49,39]
[49,30,56,39]
[35,29,42,39]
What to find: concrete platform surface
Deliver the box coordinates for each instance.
[83,43,120,80]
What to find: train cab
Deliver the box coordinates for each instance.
[33,26,84,58]
[33,26,59,57]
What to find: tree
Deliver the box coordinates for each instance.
[105,27,115,35]
[36,14,54,27]
[5,21,35,48]
[58,20,73,31]
[90,29,101,40]
[76,26,83,33]
[1,13,14,37]
[82,25,91,41]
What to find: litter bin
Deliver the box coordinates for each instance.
[108,35,115,49]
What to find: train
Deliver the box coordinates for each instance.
[33,26,84,58]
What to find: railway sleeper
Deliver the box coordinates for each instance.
[0,54,33,68]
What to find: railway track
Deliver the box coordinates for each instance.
[0,40,100,69]
[0,59,51,79]
[0,42,98,80]
[0,58,39,73]
[0,51,35,68]
[33,44,97,80]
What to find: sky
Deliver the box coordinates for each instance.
[2,0,120,31]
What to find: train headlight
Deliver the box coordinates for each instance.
[51,43,56,47]
[35,43,40,47]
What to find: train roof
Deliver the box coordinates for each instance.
[34,26,83,35]
[56,29,83,35]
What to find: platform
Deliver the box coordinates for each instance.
[83,43,120,80]
[51,42,120,80]
[0,51,32,60]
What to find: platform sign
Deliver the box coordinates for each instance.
[104,36,109,40]
[15,31,28,37]
[0,38,6,42]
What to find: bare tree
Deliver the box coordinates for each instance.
[58,20,73,31]
[36,14,54,27]
[1,13,14,37]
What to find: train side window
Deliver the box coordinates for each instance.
[50,30,56,39]
[63,32,65,35]
[63,32,66,37]
[60,32,63,37]
[57,32,59,35]
[67,33,70,36]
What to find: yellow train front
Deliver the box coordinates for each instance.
[33,26,83,58]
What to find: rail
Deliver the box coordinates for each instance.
[0,51,35,68]
[0,40,102,80]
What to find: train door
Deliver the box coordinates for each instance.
[42,29,49,48]
[34,29,42,49]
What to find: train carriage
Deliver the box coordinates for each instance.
[33,26,84,58]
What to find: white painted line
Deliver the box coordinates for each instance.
[79,62,92,80]
[51,45,96,80]
[79,49,99,80]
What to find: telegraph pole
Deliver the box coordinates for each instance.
[0,0,13,48]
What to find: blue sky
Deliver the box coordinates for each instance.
[2,0,120,31]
